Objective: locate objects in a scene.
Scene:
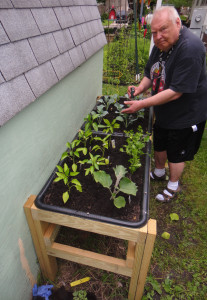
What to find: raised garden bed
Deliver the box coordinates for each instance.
[24,96,156,300]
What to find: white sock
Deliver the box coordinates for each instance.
[156,180,179,201]
[167,180,178,191]
[154,168,165,177]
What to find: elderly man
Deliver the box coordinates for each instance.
[122,6,207,202]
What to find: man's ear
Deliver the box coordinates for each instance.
[176,17,181,28]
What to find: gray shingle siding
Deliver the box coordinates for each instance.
[51,51,74,80]
[29,33,60,64]
[0,76,36,126]
[11,0,42,8]
[25,61,58,98]
[0,23,10,45]
[0,1,13,9]
[53,7,74,29]
[0,1,107,126]
[0,40,38,81]
[53,29,75,53]
[0,9,41,41]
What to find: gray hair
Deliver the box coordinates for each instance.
[152,6,181,24]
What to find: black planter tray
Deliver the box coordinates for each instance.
[35,107,153,228]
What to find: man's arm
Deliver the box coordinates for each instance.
[122,88,182,113]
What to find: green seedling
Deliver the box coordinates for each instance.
[84,112,99,132]
[120,126,150,173]
[78,129,93,147]
[61,139,87,164]
[92,134,111,156]
[73,290,88,300]
[79,152,109,176]
[98,95,118,111]
[98,118,120,134]
[54,163,82,203]
[115,101,145,129]
[96,104,108,124]
[93,165,137,208]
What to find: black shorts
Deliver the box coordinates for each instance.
[153,121,206,163]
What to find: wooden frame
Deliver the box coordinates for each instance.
[24,195,156,300]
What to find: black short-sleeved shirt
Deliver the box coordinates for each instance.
[144,26,207,129]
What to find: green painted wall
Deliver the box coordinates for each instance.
[0,50,103,300]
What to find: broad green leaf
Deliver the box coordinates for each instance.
[64,163,69,173]
[93,171,112,188]
[114,165,127,178]
[103,119,110,125]
[72,163,77,172]
[53,177,62,183]
[62,191,69,203]
[116,116,124,122]
[74,151,80,158]
[63,177,68,185]
[93,123,99,131]
[170,213,179,221]
[71,179,81,186]
[75,185,82,192]
[61,152,68,160]
[119,177,137,196]
[55,172,65,179]
[70,172,79,176]
[56,165,63,172]
[114,196,126,208]
[85,168,90,176]
[78,147,88,155]
[161,232,170,239]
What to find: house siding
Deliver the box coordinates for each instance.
[0,0,107,126]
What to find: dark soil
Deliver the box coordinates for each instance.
[36,107,151,225]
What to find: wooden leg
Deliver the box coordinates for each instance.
[135,219,156,300]
[24,196,58,281]
[128,225,148,300]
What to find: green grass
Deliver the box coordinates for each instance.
[145,127,207,299]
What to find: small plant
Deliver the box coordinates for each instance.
[73,289,88,300]
[114,101,145,129]
[61,139,87,164]
[92,134,111,157]
[120,126,150,173]
[97,95,118,111]
[79,152,109,176]
[96,104,108,124]
[98,118,120,134]
[78,129,93,148]
[84,112,99,131]
[93,165,137,208]
[54,163,82,203]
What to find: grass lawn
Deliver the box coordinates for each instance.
[146,126,207,299]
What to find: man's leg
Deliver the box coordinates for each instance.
[154,151,167,169]
[150,151,167,180]
[168,161,185,182]
[156,161,184,202]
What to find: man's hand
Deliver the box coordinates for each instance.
[127,86,138,98]
[121,101,143,114]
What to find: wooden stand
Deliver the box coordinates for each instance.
[24,195,156,300]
